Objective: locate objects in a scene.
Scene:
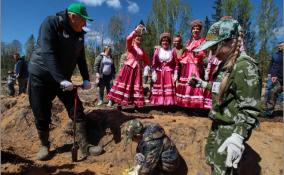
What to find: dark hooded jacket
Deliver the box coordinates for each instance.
[137,124,179,175]
[28,10,89,83]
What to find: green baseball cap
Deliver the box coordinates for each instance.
[194,19,241,52]
[124,119,144,145]
[67,2,93,21]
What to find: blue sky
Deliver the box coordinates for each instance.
[1,0,283,54]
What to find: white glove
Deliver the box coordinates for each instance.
[128,165,141,175]
[217,133,245,168]
[187,76,208,88]
[173,70,178,82]
[143,66,150,77]
[204,69,210,81]
[82,80,91,90]
[60,80,73,91]
[135,153,145,165]
[152,70,157,83]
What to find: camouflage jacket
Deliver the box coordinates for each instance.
[208,53,261,139]
[136,124,177,175]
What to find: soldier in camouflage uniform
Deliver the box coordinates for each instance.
[125,119,180,175]
[189,17,261,175]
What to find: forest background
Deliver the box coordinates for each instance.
[1,0,283,82]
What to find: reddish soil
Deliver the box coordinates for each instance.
[1,84,283,175]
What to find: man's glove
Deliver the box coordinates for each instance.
[217,133,245,168]
[60,80,73,91]
[152,70,157,83]
[143,66,150,77]
[82,80,91,90]
[187,76,208,88]
[173,70,178,82]
[135,153,145,165]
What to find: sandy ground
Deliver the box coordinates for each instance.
[1,84,283,175]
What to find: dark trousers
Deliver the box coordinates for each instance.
[18,77,28,95]
[28,74,85,132]
[266,80,283,113]
[8,83,15,96]
[98,75,112,101]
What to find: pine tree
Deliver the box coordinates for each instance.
[142,20,158,62]
[201,16,211,37]
[25,34,35,61]
[256,0,279,80]
[1,40,22,77]
[212,0,223,22]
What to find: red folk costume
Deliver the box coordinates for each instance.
[176,19,206,108]
[203,52,221,109]
[150,47,178,105]
[107,30,149,107]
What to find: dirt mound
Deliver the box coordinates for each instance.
[1,91,283,175]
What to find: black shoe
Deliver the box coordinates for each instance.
[117,105,122,111]
[261,110,273,117]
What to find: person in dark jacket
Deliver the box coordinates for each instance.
[125,120,180,175]
[263,42,284,116]
[13,53,28,95]
[28,2,102,160]
[94,45,116,106]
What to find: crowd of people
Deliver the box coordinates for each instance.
[13,2,281,175]
[106,19,217,110]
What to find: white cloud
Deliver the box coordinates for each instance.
[106,0,121,9]
[127,0,139,14]
[77,0,121,9]
[78,0,105,6]
[85,30,113,45]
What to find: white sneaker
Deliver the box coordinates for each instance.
[107,100,113,107]
[97,100,103,106]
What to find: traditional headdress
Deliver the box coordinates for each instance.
[159,32,171,44]
[191,19,203,29]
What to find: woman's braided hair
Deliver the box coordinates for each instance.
[217,30,244,104]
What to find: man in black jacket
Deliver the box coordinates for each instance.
[13,53,28,95]
[28,2,102,160]
[263,42,284,116]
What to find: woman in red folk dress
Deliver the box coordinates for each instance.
[176,19,206,108]
[203,51,221,109]
[150,32,178,105]
[108,24,150,109]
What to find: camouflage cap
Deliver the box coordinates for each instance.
[124,119,144,145]
[194,19,242,52]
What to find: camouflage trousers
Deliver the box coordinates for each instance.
[205,122,239,175]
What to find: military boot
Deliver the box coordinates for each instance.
[76,121,103,159]
[36,131,50,160]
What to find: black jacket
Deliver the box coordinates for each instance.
[28,10,89,83]
[269,50,283,82]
